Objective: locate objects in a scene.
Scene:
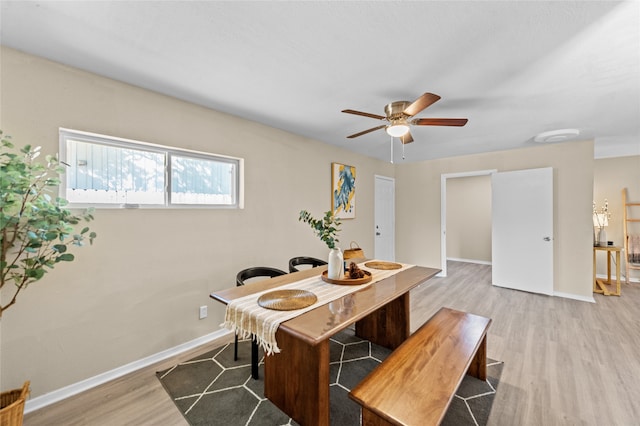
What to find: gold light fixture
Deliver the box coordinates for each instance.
[385,102,411,137]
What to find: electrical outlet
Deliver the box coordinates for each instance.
[199,305,207,319]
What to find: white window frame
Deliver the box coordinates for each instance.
[59,128,244,209]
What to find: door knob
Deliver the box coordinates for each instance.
[543,237,551,241]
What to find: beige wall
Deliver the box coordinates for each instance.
[594,155,640,282]
[395,140,595,298]
[0,47,394,396]
[446,175,492,263]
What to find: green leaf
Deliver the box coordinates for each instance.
[56,253,75,262]
[44,231,59,241]
[53,244,67,253]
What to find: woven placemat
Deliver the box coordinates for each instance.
[257,289,317,311]
[364,261,403,270]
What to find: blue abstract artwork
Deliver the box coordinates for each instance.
[332,162,356,219]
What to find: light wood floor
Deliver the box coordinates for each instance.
[24,261,640,425]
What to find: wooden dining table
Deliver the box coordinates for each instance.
[210,261,440,426]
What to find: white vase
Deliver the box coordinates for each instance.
[327,247,344,280]
[598,228,607,246]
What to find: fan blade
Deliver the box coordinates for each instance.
[400,132,414,144]
[411,118,468,126]
[347,125,386,138]
[342,109,386,120]
[403,93,441,117]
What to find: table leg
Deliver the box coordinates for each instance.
[607,252,612,284]
[251,339,259,379]
[615,251,621,296]
[355,293,410,350]
[593,249,599,293]
[264,329,330,426]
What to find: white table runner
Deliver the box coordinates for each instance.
[222,261,413,355]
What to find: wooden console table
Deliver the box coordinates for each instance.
[593,245,622,296]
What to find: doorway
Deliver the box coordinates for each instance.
[440,168,554,296]
[440,170,496,277]
[374,175,395,261]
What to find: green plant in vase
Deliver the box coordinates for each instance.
[299,210,343,278]
[299,210,341,249]
[0,130,97,317]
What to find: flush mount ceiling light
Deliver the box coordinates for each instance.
[533,129,580,143]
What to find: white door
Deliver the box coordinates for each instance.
[375,175,395,261]
[491,167,553,295]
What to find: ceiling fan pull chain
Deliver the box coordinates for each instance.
[402,141,405,160]
[390,135,394,164]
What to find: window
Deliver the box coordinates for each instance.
[59,128,242,208]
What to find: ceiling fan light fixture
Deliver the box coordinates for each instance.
[386,123,410,137]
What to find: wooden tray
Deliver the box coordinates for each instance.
[321,270,372,285]
[257,289,317,311]
[364,261,402,270]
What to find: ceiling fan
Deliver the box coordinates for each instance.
[342,92,468,144]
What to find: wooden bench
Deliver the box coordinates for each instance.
[349,307,492,426]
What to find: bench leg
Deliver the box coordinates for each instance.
[362,407,394,426]
[466,334,487,381]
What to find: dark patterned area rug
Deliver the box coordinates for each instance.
[157,329,503,426]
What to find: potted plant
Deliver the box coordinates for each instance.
[0,130,96,424]
[299,210,343,279]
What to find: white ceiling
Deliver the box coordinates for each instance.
[1,1,639,163]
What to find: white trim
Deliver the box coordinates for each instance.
[553,291,595,303]
[440,169,497,277]
[59,127,240,160]
[24,329,231,413]
[446,257,492,266]
[595,273,640,284]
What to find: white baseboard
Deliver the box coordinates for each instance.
[446,257,492,266]
[595,273,639,284]
[24,328,231,414]
[553,291,595,303]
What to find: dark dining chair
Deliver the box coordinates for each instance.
[288,256,328,273]
[235,266,287,379]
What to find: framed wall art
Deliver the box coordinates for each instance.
[331,162,356,219]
